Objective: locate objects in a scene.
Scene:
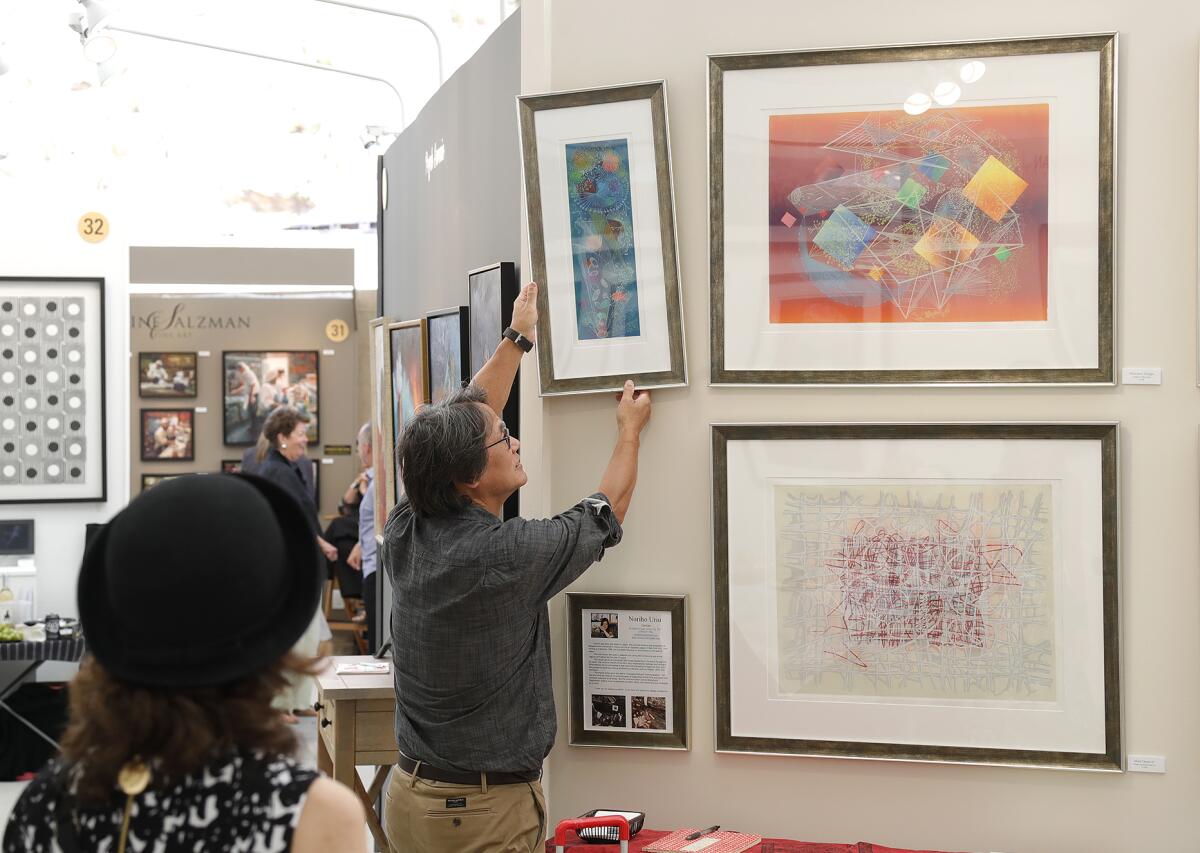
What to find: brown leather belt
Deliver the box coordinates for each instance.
[397,753,541,786]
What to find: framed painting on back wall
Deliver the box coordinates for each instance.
[223,351,319,445]
[426,306,470,405]
[468,262,520,519]
[386,319,428,510]
[519,81,687,394]
[710,34,1116,385]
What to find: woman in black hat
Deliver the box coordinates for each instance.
[1,474,365,852]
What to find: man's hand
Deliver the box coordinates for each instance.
[347,542,363,572]
[615,380,651,439]
[510,281,538,341]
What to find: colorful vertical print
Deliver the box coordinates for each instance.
[768,105,1049,323]
[773,482,1055,702]
[222,352,319,445]
[389,325,425,491]
[565,139,642,340]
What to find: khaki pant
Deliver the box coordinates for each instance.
[383,763,546,853]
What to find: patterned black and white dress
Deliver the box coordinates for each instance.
[2,750,319,852]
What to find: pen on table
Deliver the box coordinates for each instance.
[685,825,720,841]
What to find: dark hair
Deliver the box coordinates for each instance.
[256,406,311,462]
[60,653,322,805]
[398,385,491,517]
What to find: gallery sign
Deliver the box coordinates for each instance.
[131,303,252,340]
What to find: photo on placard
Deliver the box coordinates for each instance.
[712,422,1120,769]
[138,352,198,398]
[426,307,470,405]
[141,473,185,492]
[222,351,319,446]
[568,592,688,750]
[520,81,686,394]
[0,277,107,504]
[590,694,627,728]
[709,34,1115,384]
[140,409,195,461]
[590,612,618,639]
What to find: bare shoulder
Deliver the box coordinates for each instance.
[291,777,366,853]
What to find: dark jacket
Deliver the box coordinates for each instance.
[257,448,320,537]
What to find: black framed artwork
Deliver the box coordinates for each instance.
[140,409,196,462]
[222,351,319,446]
[426,306,471,406]
[138,351,198,398]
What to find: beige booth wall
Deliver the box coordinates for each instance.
[524,2,1199,850]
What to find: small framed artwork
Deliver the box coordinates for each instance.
[712,422,1120,770]
[468,262,520,519]
[0,277,107,504]
[368,317,394,543]
[138,352,198,398]
[221,459,241,474]
[222,351,319,446]
[519,81,687,394]
[426,306,470,405]
[710,34,1116,385]
[567,592,688,750]
[386,319,428,509]
[141,473,185,491]
[140,409,195,461]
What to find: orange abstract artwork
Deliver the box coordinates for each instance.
[768,104,1049,324]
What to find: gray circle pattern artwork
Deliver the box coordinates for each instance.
[0,297,88,485]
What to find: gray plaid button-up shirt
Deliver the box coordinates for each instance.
[383,492,622,773]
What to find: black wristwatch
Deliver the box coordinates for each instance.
[501,327,534,353]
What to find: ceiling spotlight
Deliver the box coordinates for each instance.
[83,32,118,64]
[80,0,113,32]
[960,60,986,84]
[0,51,10,77]
[932,81,962,107]
[903,92,932,116]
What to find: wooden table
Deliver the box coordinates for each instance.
[315,655,397,850]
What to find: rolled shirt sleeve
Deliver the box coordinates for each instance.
[491,492,623,605]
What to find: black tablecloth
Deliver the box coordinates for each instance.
[0,637,86,664]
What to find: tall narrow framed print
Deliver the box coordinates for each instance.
[368,317,393,544]
[710,35,1116,385]
[712,422,1120,770]
[386,319,428,509]
[426,306,470,405]
[520,81,687,394]
[0,277,107,504]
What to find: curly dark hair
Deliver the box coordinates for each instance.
[397,385,492,517]
[255,406,311,463]
[60,653,321,805]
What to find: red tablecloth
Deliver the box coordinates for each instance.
[547,829,960,853]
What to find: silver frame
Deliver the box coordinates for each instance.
[710,421,1122,770]
[519,80,688,395]
[709,34,1117,387]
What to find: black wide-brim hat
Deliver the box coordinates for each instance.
[78,473,322,688]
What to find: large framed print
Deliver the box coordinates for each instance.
[368,317,393,543]
[138,352,197,398]
[223,351,319,445]
[140,408,195,461]
[712,423,1120,770]
[0,277,107,504]
[567,593,688,751]
[468,262,520,519]
[386,319,428,509]
[710,35,1116,385]
[519,81,687,394]
[426,306,470,405]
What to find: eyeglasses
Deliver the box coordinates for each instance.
[485,422,512,451]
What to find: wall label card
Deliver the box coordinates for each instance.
[568,593,687,750]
